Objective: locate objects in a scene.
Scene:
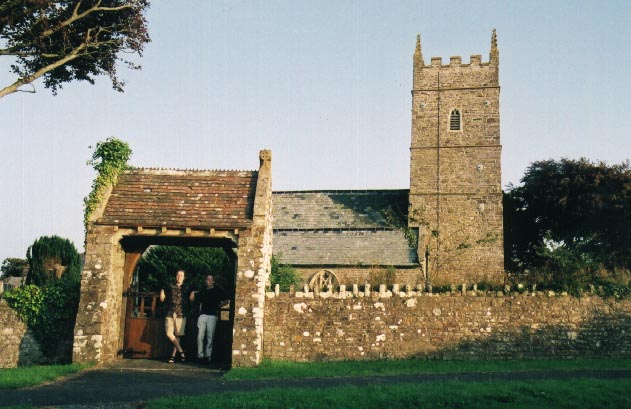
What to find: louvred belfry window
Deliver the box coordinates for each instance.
[450,109,461,131]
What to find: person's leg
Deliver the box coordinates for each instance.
[165,317,180,363]
[197,315,208,358]
[205,315,218,359]
[174,317,186,361]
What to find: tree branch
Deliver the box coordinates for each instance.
[41,1,134,38]
[0,43,86,98]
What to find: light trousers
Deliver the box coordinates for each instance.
[197,314,218,358]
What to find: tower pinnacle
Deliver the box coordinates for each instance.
[490,29,499,65]
[414,34,423,68]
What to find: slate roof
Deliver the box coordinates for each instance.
[274,230,418,266]
[273,190,409,229]
[272,190,417,266]
[97,169,258,229]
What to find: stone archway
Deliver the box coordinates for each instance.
[73,151,273,367]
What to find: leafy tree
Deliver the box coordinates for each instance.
[26,235,81,286]
[135,246,232,293]
[269,254,301,292]
[0,0,150,98]
[504,158,631,287]
[0,257,27,278]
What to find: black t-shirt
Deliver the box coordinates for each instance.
[197,287,225,316]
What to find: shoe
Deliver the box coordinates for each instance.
[179,352,186,363]
[168,355,176,364]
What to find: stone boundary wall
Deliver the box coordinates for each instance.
[0,300,44,368]
[263,287,631,362]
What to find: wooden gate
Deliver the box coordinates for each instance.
[122,291,170,359]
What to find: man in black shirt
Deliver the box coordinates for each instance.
[190,274,227,363]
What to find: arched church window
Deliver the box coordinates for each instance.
[449,109,461,131]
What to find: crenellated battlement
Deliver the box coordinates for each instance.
[413,30,499,90]
[424,54,487,68]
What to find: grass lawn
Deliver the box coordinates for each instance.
[147,378,631,409]
[223,357,631,380]
[147,358,631,408]
[0,362,93,389]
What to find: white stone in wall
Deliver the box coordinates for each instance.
[91,335,103,348]
[406,298,417,308]
[376,334,386,342]
[244,270,255,278]
[373,302,385,311]
[266,292,275,298]
[99,301,107,309]
[303,331,310,337]
[238,307,247,315]
[293,303,307,313]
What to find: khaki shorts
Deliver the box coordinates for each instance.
[165,315,186,337]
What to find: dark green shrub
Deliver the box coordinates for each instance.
[26,235,81,286]
[270,255,302,292]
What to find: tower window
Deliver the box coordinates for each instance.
[449,109,462,131]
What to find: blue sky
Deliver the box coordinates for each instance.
[1,0,630,261]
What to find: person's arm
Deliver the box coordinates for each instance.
[189,290,198,302]
[159,288,165,302]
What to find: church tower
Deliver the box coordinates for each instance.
[409,31,504,285]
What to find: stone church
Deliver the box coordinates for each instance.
[72,32,504,366]
[274,30,504,288]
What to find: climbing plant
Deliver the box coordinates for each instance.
[383,205,497,286]
[83,137,132,228]
[4,278,80,361]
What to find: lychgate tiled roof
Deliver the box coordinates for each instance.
[97,169,258,229]
[272,190,417,266]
